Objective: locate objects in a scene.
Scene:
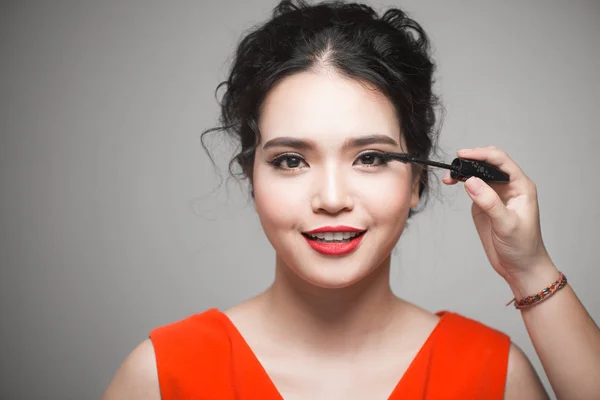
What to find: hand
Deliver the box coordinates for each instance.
[442,146,556,292]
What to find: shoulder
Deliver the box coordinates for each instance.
[435,311,512,369]
[149,309,234,361]
[102,309,229,400]
[435,311,511,350]
[427,311,511,397]
[101,339,160,400]
[504,343,549,399]
[150,308,227,345]
[149,308,232,371]
[435,312,549,398]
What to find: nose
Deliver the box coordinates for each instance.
[310,164,354,214]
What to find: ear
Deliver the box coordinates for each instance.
[409,173,420,209]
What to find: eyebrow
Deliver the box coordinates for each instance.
[261,134,399,151]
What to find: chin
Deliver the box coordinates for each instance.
[281,253,383,290]
[299,271,365,289]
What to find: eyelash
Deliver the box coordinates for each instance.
[267,150,390,171]
[267,153,308,171]
[355,151,390,167]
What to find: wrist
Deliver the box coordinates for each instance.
[506,260,560,299]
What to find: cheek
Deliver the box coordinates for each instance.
[253,172,308,230]
[354,173,414,220]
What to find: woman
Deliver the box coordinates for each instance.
[103,1,600,398]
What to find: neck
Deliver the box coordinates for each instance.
[259,254,405,355]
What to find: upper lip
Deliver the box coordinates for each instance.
[303,225,365,234]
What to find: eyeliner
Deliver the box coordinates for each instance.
[379,152,510,183]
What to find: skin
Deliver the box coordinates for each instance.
[102,70,600,399]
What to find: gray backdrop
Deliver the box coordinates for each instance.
[1,1,599,399]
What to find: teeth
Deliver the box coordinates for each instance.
[307,232,362,242]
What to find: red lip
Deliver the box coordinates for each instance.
[302,232,365,256]
[304,225,364,234]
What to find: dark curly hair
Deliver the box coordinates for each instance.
[202,0,442,217]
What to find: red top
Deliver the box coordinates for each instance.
[149,309,510,399]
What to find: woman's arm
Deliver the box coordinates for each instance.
[101,339,162,400]
[443,146,600,399]
[507,262,600,400]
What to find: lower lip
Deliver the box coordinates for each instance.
[303,233,365,256]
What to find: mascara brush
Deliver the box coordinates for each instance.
[380,152,510,183]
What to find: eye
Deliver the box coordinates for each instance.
[268,153,308,170]
[354,151,388,167]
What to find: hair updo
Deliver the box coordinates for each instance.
[202,0,442,217]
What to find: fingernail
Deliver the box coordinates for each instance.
[465,177,483,195]
[458,148,473,154]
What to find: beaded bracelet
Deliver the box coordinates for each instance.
[506,271,568,310]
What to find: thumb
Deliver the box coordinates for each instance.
[464,177,513,234]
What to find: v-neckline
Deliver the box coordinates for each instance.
[213,309,451,399]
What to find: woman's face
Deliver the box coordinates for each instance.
[252,70,420,289]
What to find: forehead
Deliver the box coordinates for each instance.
[258,70,401,145]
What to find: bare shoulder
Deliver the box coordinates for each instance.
[380,301,442,352]
[399,301,441,332]
[102,339,161,400]
[504,342,549,400]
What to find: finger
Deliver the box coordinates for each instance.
[456,147,527,183]
[464,176,516,234]
[442,171,459,185]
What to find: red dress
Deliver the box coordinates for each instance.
[149,309,510,399]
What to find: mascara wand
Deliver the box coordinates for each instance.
[381,152,510,183]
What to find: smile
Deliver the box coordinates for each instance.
[302,231,365,242]
[301,227,366,256]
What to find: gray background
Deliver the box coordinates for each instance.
[1,0,599,399]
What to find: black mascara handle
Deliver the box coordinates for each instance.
[450,158,510,183]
